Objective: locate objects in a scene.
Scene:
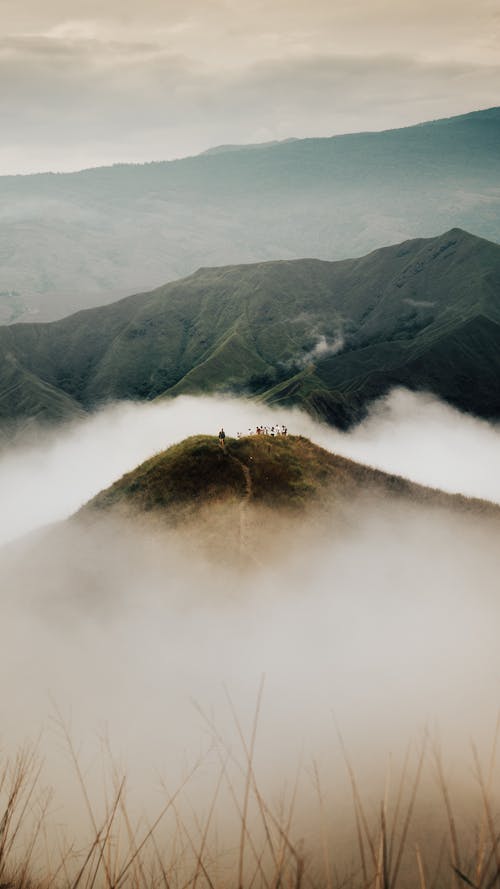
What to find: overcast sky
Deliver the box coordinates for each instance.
[1,0,499,175]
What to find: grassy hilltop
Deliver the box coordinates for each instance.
[87,433,498,520]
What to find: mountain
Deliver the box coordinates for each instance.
[1,228,499,430]
[1,107,500,322]
[82,433,500,569]
[87,433,499,521]
[5,434,498,601]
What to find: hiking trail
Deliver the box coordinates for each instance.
[228,453,253,552]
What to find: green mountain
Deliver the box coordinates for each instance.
[1,107,500,322]
[87,433,499,524]
[1,227,499,430]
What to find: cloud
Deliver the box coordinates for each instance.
[328,388,500,501]
[1,389,500,876]
[2,0,499,63]
[1,388,500,547]
[0,21,499,173]
[288,333,345,370]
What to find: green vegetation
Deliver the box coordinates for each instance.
[87,433,498,520]
[89,435,247,513]
[1,106,500,323]
[1,227,500,428]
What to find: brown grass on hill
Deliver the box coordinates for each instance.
[86,434,500,520]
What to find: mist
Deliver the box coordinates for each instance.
[1,388,500,547]
[1,388,500,881]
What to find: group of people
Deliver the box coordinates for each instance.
[218,424,289,450]
[236,424,288,438]
[218,424,289,449]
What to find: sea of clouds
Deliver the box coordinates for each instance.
[2,387,500,547]
[0,388,499,875]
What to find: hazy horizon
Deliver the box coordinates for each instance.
[1,0,500,175]
[1,102,497,179]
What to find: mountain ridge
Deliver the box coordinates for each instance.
[1,227,499,431]
[1,106,499,323]
[5,106,499,181]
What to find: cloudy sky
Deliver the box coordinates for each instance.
[1,0,499,174]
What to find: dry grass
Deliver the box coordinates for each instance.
[1,709,500,889]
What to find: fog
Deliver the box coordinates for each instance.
[2,388,500,547]
[1,388,499,881]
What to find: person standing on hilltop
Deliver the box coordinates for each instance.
[218,427,226,451]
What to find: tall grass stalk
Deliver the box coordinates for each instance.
[0,718,499,889]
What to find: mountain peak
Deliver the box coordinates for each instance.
[86,433,497,521]
[78,432,500,564]
[437,227,478,240]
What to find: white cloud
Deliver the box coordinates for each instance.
[1,388,499,874]
[1,389,499,547]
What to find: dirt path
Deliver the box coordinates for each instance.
[227,451,276,577]
[228,454,253,552]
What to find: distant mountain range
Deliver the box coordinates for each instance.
[1,227,499,430]
[1,106,499,323]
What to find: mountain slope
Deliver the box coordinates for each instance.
[80,432,500,567]
[1,106,500,322]
[87,433,499,522]
[1,227,499,429]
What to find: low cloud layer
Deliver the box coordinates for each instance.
[1,389,499,547]
[1,389,499,874]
